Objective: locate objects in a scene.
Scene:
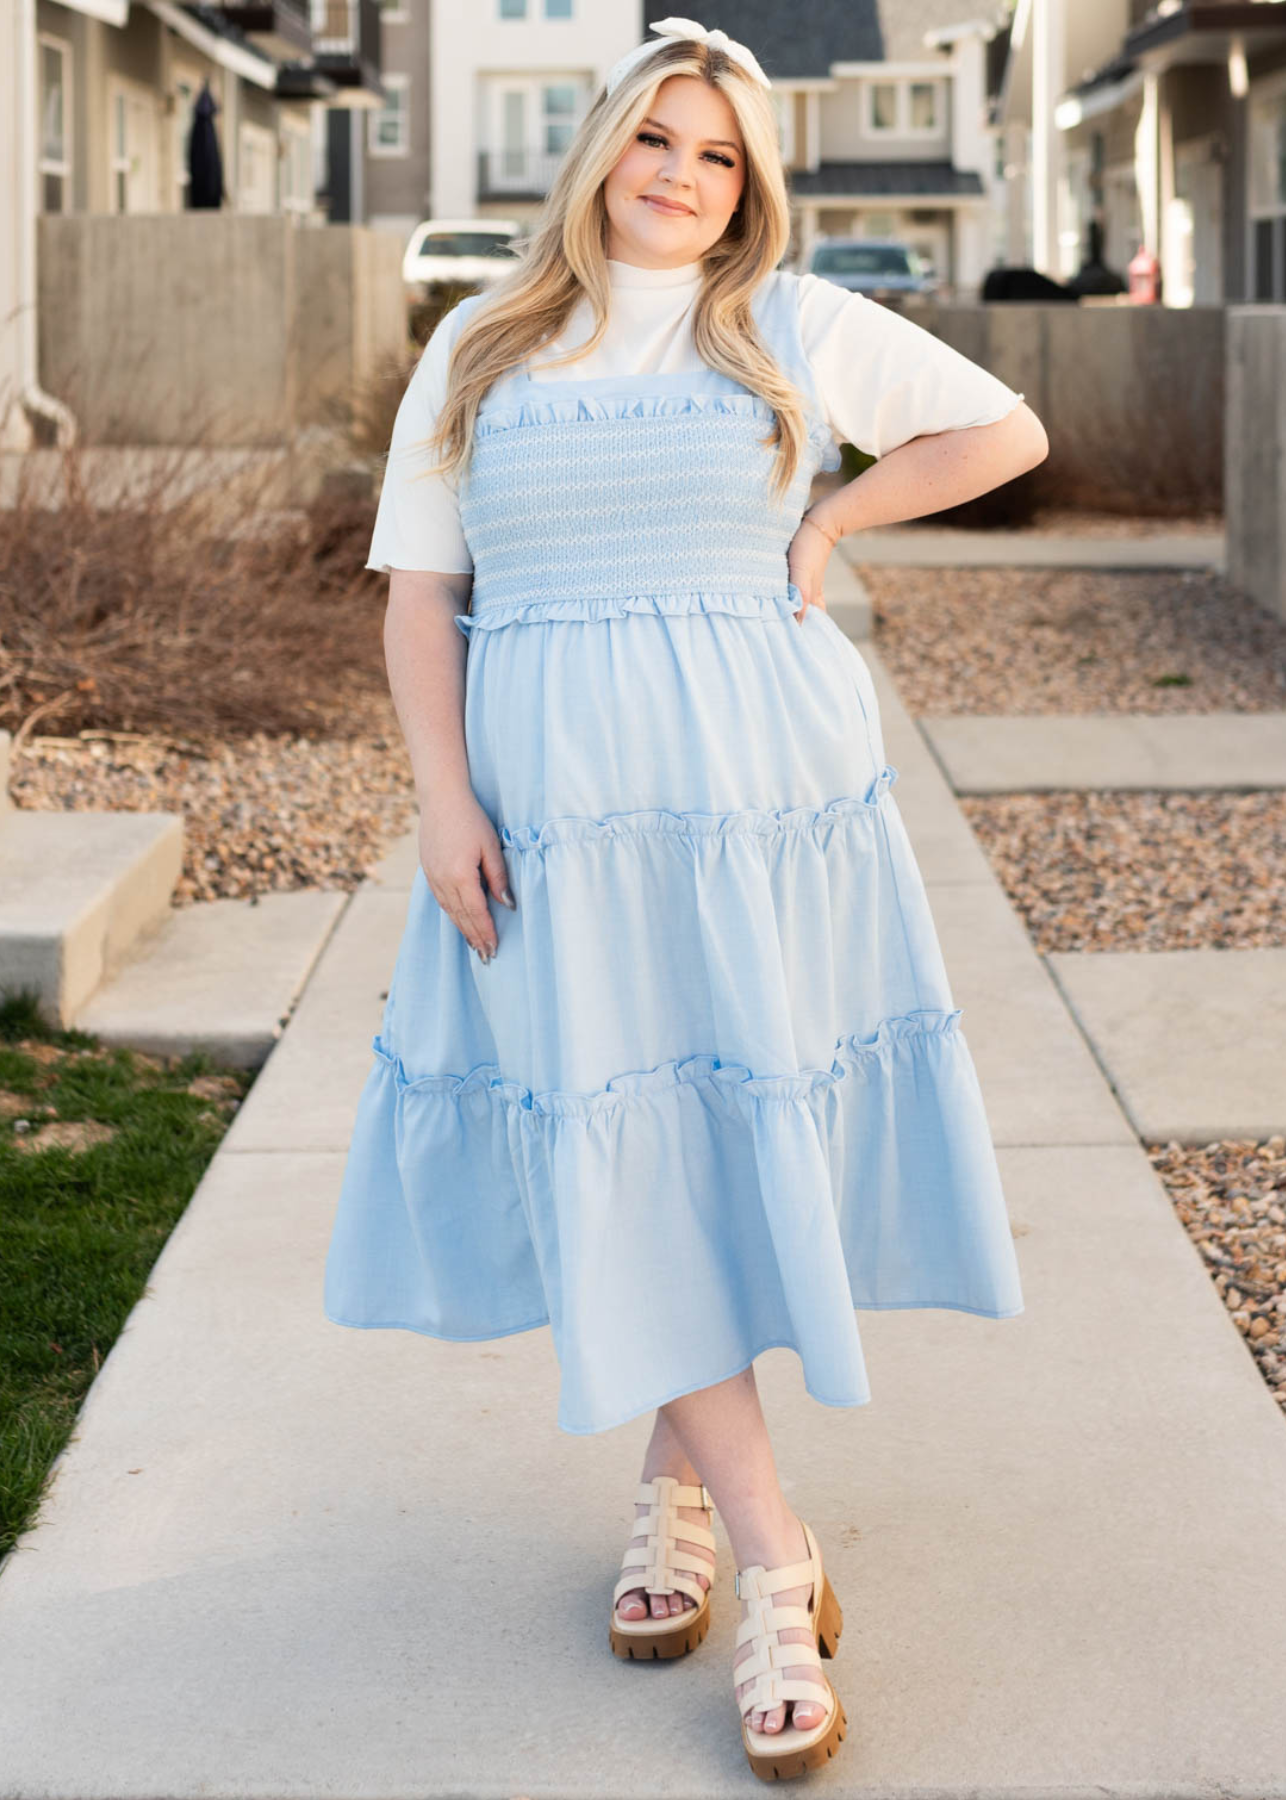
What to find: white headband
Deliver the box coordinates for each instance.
[605,15,772,97]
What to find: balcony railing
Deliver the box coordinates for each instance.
[213,0,313,61]
[311,0,379,53]
[309,0,382,94]
[477,147,567,199]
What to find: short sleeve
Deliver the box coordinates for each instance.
[794,272,1025,461]
[365,297,480,575]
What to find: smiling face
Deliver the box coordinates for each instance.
[603,74,747,269]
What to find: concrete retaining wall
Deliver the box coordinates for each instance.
[37,215,406,448]
[910,301,1225,515]
[1226,307,1286,623]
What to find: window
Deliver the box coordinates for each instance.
[499,0,525,16]
[545,0,572,13]
[173,71,200,206]
[501,89,525,177]
[369,73,409,155]
[1251,89,1286,215]
[770,86,794,162]
[281,119,313,212]
[1250,81,1286,301]
[542,82,576,153]
[908,81,938,132]
[238,120,276,212]
[38,35,71,212]
[865,77,943,138]
[108,79,158,213]
[812,242,915,277]
[868,82,897,132]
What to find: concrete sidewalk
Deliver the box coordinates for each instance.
[1,645,1285,1799]
[839,527,1226,570]
[921,712,1286,794]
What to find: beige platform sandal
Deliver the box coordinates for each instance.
[609,1474,716,1660]
[734,1517,847,1781]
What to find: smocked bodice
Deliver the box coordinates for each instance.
[454,272,842,637]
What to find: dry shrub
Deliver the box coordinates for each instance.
[0,388,426,747]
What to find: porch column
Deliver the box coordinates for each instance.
[1136,66,1162,255]
[1031,0,1065,272]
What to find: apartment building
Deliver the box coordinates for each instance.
[22,0,383,219]
[696,1,1005,291]
[998,0,1286,304]
[361,0,429,239]
[420,0,640,237]
[1,0,386,448]
[365,0,1005,295]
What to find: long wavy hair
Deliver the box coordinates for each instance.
[411,33,810,504]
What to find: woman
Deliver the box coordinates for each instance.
[324,16,1048,1781]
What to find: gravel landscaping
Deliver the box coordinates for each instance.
[1148,1137,1286,1416]
[961,790,1286,953]
[9,715,418,905]
[866,567,1286,714]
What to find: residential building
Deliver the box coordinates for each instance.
[363,0,429,241]
[1,0,386,449]
[309,0,387,220]
[417,0,1005,297]
[680,1,1008,294]
[427,0,640,231]
[998,0,1286,304]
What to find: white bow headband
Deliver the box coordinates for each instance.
[605,16,772,97]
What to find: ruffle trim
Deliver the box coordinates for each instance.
[374,1006,962,1119]
[498,764,899,852]
[455,585,809,637]
[472,387,835,458]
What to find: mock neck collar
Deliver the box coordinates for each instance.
[606,257,702,289]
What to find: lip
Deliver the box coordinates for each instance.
[641,195,695,216]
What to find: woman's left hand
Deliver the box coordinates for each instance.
[786,509,840,624]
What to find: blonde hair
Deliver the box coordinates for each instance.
[411,35,810,504]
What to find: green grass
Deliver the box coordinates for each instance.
[0,990,253,1562]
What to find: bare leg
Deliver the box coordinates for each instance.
[614,1406,716,1623]
[660,1365,831,1736]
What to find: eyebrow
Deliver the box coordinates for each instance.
[640,116,742,152]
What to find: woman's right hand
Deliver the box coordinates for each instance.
[417,791,515,963]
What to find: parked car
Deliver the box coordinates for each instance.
[799,237,938,299]
[402,218,523,295]
[980,265,1079,302]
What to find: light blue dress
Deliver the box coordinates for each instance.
[324,271,1024,1434]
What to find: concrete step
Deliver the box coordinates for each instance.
[1048,947,1286,1143]
[72,888,351,1069]
[922,712,1286,793]
[0,808,184,1025]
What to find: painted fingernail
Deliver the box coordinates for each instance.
[501,889,515,908]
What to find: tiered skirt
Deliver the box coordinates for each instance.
[323,588,1024,1433]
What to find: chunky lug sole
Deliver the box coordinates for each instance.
[609,1475,715,1661]
[736,1521,848,1782]
[609,1589,712,1660]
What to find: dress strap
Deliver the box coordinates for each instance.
[750,271,841,472]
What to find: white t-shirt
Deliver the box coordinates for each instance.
[366,257,1024,576]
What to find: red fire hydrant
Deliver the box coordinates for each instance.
[1127,245,1162,304]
